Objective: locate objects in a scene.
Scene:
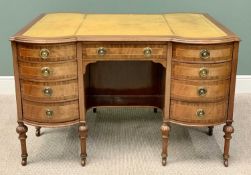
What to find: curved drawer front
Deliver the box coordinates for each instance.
[22,100,79,123]
[172,62,231,80]
[83,44,167,60]
[19,61,77,81]
[170,100,227,124]
[17,43,76,62]
[171,79,230,102]
[173,43,233,63]
[21,80,78,102]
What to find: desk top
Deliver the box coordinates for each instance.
[11,13,239,43]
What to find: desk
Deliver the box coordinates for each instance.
[10,13,240,167]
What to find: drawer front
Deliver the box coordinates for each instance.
[172,62,231,80]
[83,44,167,59]
[17,43,76,62]
[173,43,233,63]
[22,100,79,123]
[19,61,77,81]
[170,100,227,124]
[21,80,78,102]
[171,79,229,102]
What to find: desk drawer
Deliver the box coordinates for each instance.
[170,100,227,124]
[17,43,76,62]
[83,44,167,59]
[171,79,230,102]
[22,100,79,123]
[172,62,231,80]
[19,61,77,81]
[173,43,233,63]
[21,80,78,102]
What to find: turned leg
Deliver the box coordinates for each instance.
[208,126,214,136]
[79,123,88,166]
[35,126,41,137]
[154,108,158,113]
[161,122,170,166]
[223,123,234,167]
[16,122,28,166]
[93,107,97,113]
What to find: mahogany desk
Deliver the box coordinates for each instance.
[10,13,240,167]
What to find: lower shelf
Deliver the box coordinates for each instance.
[86,94,164,109]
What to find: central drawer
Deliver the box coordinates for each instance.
[83,43,167,60]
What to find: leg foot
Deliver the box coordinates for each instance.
[154,108,158,113]
[79,123,88,166]
[81,155,86,166]
[35,127,41,137]
[224,159,228,167]
[223,123,234,167]
[162,157,167,166]
[16,122,28,166]
[93,107,97,113]
[161,122,170,166]
[21,157,27,166]
[208,126,214,136]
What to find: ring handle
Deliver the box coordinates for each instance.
[40,49,50,60]
[196,109,205,118]
[200,49,210,60]
[143,47,152,57]
[43,87,53,96]
[199,67,209,78]
[97,47,107,56]
[45,109,53,118]
[197,87,207,97]
[41,67,51,77]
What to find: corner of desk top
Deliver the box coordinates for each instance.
[10,13,46,42]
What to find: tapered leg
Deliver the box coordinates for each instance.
[161,122,170,166]
[16,122,28,166]
[35,126,41,137]
[208,126,214,136]
[79,123,88,166]
[223,123,234,167]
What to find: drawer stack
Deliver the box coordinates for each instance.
[17,43,79,124]
[170,43,233,125]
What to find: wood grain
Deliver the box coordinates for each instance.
[21,79,78,102]
[171,79,230,102]
[173,43,233,63]
[22,100,79,123]
[170,100,227,124]
[172,61,231,80]
[17,43,77,62]
[19,60,77,81]
[83,43,167,60]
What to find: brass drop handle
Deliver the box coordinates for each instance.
[196,109,205,118]
[43,87,53,96]
[41,67,52,77]
[197,87,207,96]
[199,67,209,78]
[45,109,53,118]
[40,48,50,60]
[97,47,107,56]
[200,49,210,60]
[143,47,152,57]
